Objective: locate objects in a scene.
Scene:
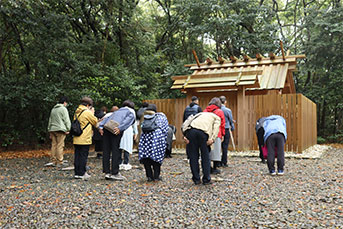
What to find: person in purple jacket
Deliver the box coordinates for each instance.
[263,115,287,176]
[99,100,135,181]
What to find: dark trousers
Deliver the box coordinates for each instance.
[102,129,123,175]
[186,128,211,183]
[94,139,103,152]
[221,128,231,165]
[257,129,265,161]
[74,144,90,176]
[119,150,130,164]
[141,158,161,180]
[266,133,285,171]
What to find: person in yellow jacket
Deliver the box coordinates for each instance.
[73,97,98,180]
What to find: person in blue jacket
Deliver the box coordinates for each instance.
[263,115,287,176]
[99,100,136,181]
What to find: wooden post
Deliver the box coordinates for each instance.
[297,94,303,153]
[236,86,248,150]
[192,49,201,68]
[280,41,286,60]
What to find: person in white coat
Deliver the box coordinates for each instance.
[119,101,137,170]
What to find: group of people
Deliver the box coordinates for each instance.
[47,96,174,182]
[47,94,287,185]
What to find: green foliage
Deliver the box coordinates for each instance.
[317,136,326,144]
[1,0,343,146]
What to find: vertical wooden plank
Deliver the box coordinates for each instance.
[296,94,303,153]
[237,86,247,150]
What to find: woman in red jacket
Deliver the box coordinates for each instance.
[204,97,225,174]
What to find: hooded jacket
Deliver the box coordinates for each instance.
[263,115,287,143]
[204,104,225,138]
[72,105,98,145]
[48,104,71,133]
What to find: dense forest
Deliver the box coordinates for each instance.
[0,0,343,148]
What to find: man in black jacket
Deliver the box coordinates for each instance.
[183,96,202,122]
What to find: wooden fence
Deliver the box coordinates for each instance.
[145,93,317,153]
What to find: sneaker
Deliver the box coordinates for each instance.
[44,162,55,167]
[79,172,91,180]
[61,166,74,171]
[210,168,221,175]
[221,163,228,168]
[277,170,284,176]
[154,176,162,182]
[270,170,276,176]
[203,181,213,185]
[88,153,97,158]
[74,175,82,179]
[107,173,126,181]
[105,174,111,180]
[56,162,69,168]
[123,164,132,171]
[194,180,201,185]
[147,177,154,182]
[119,164,125,170]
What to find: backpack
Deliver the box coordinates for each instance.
[70,109,90,136]
[141,114,159,133]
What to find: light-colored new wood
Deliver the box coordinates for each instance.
[145,93,316,153]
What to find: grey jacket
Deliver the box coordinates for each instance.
[99,107,135,132]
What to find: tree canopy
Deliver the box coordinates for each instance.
[0,0,342,147]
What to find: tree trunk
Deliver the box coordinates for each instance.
[118,0,124,59]
[320,99,326,135]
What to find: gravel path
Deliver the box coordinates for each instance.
[1,147,343,228]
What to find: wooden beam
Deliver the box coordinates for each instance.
[206,57,213,65]
[189,57,298,70]
[291,54,306,59]
[280,41,286,60]
[256,53,263,61]
[185,54,305,67]
[218,56,225,64]
[192,49,201,68]
[269,52,276,60]
[171,75,189,80]
[286,50,290,56]
[229,55,238,62]
[242,54,251,62]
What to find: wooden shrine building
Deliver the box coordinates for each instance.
[147,46,317,153]
[146,49,317,153]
